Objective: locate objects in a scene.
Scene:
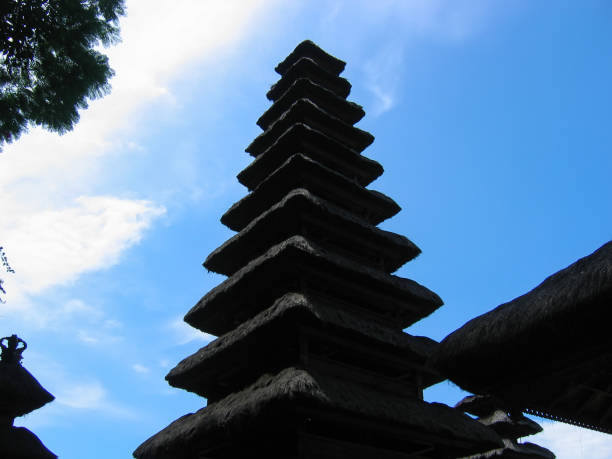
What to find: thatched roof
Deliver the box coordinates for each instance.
[0,426,57,459]
[247,98,374,156]
[267,57,351,102]
[257,77,364,130]
[456,394,508,418]
[477,411,542,440]
[168,292,440,399]
[460,439,555,459]
[456,396,542,440]
[275,40,346,77]
[226,153,398,231]
[209,188,418,275]
[432,240,612,433]
[237,123,383,190]
[134,367,501,459]
[0,362,55,418]
[186,235,442,335]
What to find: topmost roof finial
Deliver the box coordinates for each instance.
[0,334,27,364]
[275,40,346,77]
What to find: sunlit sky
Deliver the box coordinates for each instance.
[1,1,611,458]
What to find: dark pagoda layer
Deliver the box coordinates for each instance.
[456,395,555,459]
[432,240,612,434]
[0,335,57,459]
[134,40,501,459]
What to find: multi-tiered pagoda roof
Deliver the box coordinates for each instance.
[134,40,501,458]
[456,395,555,458]
[0,335,56,459]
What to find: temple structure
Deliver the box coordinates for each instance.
[432,241,612,434]
[134,40,501,458]
[0,335,56,459]
[456,395,554,458]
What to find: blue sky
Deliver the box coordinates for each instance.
[1,1,611,457]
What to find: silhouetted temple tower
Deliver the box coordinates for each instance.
[134,41,501,458]
[0,335,56,459]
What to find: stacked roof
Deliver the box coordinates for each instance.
[456,395,555,458]
[0,335,56,459]
[134,40,502,458]
[432,240,612,433]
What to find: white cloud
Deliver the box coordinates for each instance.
[533,421,612,459]
[0,0,280,308]
[132,363,150,374]
[1,196,165,295]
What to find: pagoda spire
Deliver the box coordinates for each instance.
[0,335,57,459]
[134,40,502,458]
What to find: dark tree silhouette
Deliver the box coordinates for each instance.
[0,0,125,148]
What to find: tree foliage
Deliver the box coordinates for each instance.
[0,0,125,147]
[0,246,14,303]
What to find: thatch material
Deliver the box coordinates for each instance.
[225,153,399,231]
[275,40,346,77]
[168,292,440,399]
[257,78,364,130]
[237,123,383,190]
[186,235,442,335]
[477,411,542,440]
[0,426,57,459]
[247,98,374,156]
[455,395,552,458]
[460,439,555,459]
[134,367,501,459]
[267,57,351,102]
[0,362,55,418]
[209,188,418,275]
[456,395,508,418]
[433,241,612,433]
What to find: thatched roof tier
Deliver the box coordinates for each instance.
[186,236,442,336]
[168,292,440,400]
[477,411,542,440]
[460,439,555,459]
[134,367,501,459]
[0,362,55,418]
[226,154,398,231]
[456,395,508,418]
[432,241,612,433]
[247,99,374,156]
[0,426,57,459]
[275,40,346,77]
[209,189,418,275]
[267,57,351,102]
[237,123,383,190]
[257,78,364,130]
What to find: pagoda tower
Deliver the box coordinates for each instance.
[456,395,555,458]
[0,335,56,459]
[134,40,501,458]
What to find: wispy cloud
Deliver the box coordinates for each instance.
[168,316,215,346]
[131,363,150,374]
[17,355,138,430]
[338,0,514,116]
[363,42,404,116]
